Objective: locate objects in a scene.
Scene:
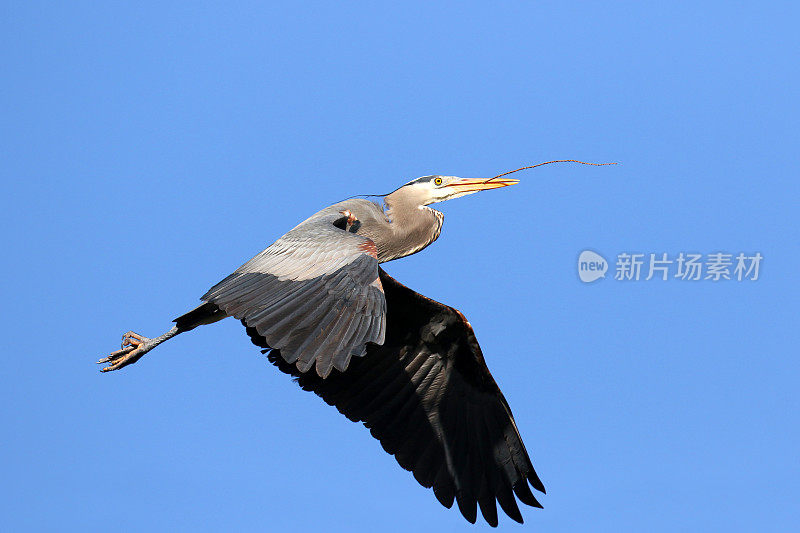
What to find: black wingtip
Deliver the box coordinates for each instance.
[478,496,499,527]
[433,484,455,509]
[456,493,477,524]
[497,489,524,524]
[529,474,546,495]
[514,479,544,508]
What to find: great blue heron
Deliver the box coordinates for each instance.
[98,169,565,525]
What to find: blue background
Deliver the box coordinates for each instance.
[2,2,797,531]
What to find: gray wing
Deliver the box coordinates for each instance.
[202,206,386,377]
[245,268,544,526]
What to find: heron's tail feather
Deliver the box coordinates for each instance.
[173,302,226,332]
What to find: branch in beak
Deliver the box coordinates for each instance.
[443,177,520,194]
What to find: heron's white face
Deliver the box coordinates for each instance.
[407,175,520,205]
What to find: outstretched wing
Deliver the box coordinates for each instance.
[245,268,544,526]
[204,206,386,378]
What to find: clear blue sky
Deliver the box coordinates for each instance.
[2,2,798,531]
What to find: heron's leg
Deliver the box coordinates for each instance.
[97,326,180,372]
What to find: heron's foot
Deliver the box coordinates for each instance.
[97,331,153,372]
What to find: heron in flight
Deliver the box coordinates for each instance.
[98,173,543,526]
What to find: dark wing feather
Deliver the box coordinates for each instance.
[204,205,386,377]
[245,268,544,526]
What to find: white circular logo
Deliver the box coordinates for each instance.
[578,250,608,283]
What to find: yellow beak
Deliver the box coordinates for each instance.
[442,177,520,194]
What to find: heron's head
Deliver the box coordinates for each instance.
[395,175,519,206]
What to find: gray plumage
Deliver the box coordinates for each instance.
[198,183,449,378]
[201,201,388,377]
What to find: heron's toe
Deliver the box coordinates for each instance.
[97,332,153,372]
[96,347,130,365]
[121,331,147,348]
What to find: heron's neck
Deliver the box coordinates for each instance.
[379,195,444,263]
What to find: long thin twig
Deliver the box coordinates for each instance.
[485,160,617,182]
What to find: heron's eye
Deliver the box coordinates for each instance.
[434,177,443,186]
